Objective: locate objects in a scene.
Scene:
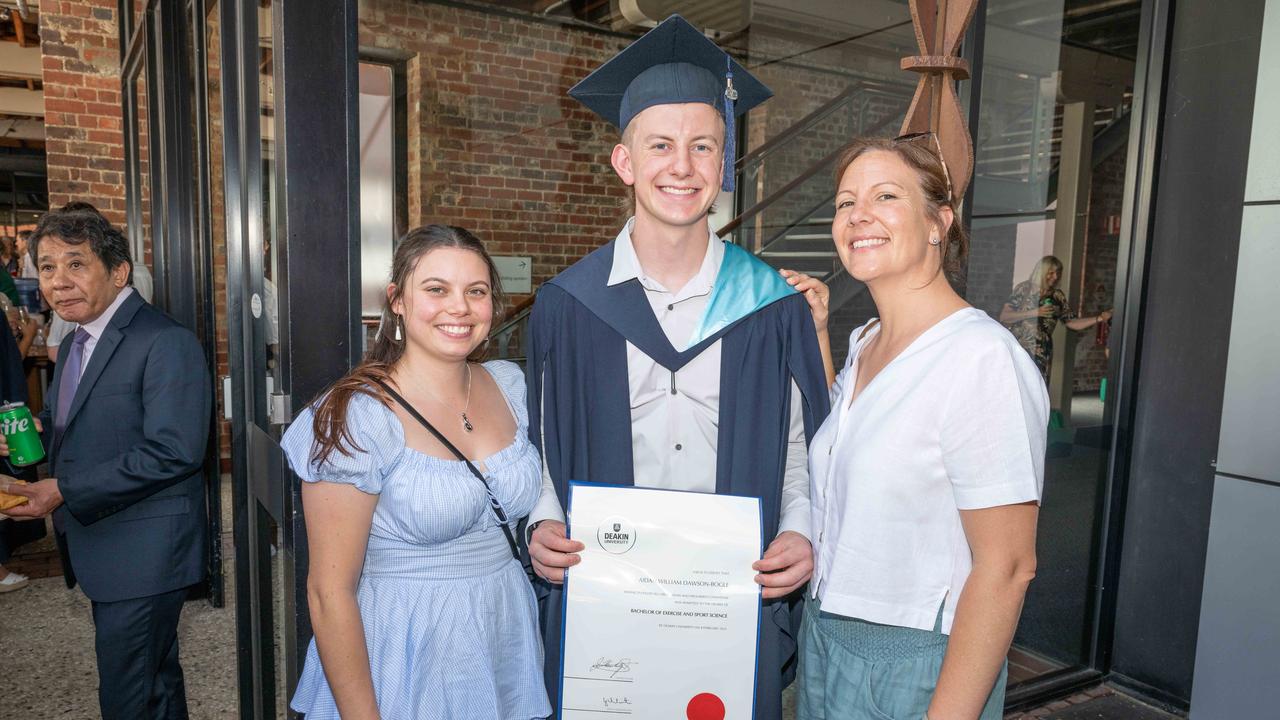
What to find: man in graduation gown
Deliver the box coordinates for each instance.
[525,15,831,719]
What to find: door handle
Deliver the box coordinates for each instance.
[269,393,292,425]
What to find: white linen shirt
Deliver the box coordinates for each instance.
[809,308,1048,635]
[530,219,811,540]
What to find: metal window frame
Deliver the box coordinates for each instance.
[211,0,259,713]
[358,48,412,245]
[1085,0,1172,677]
[216,3,363,718]
[187,0,226,610]
[957,0,1173,709]
[119,0,228,609]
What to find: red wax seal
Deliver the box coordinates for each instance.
[686,692,726,720]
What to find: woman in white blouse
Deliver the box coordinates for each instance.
[781,135,1048,720]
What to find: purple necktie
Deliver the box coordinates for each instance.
[53,327,91,447]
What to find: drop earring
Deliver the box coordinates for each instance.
[394,316,403,341]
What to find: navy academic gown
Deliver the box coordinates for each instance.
[526,239,831,720]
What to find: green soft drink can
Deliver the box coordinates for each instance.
[0,402,45,467]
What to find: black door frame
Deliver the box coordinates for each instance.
[119,0,225,607]
[215,0,362,716]
[955,0,1175,709]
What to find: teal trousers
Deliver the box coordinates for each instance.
[797,598,1007,720]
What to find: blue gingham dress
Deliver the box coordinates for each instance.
[283,360,551,720]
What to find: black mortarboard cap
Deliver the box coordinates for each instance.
[568,14,772,192]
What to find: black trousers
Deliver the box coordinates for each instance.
[91,586,190,720]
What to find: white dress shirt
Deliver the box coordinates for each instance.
[75,287,135,378]
[808,308,1047,634]
[530,219,811,541]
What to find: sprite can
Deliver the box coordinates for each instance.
[0,402,45,467]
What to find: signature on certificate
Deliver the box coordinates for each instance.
[603,696,633,708]
[590,657,637,678]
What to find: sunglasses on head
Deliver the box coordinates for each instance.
[893,131,954,204]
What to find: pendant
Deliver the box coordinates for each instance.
[462,413,474,432]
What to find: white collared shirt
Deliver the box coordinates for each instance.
[74,287,135,379]
[530,219,811,540]
[808,308,1047,635]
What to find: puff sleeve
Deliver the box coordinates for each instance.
[281,392,402,495]
[483,359,528,428]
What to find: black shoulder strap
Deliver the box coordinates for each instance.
[372,378,520,561]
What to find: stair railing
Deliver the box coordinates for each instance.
[720,91,910,243]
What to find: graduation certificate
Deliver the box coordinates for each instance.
[560,483,762,719]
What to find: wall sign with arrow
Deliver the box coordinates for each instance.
[493,256,533,294]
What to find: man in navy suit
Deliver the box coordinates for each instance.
[1,208,211,720]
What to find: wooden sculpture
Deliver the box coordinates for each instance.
[900,0,979,200]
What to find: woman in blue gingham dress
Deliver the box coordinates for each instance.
[283,225,550,720]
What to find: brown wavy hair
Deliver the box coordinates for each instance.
[307,224,506,467]
[832,137,969,282]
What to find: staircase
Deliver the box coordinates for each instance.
[722,81,911,280]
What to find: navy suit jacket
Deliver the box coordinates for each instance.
[42,290,211,603]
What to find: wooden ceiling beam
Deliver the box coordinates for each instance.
[0,86,43,117]
[0,42,41,79]
[11,8,35,47]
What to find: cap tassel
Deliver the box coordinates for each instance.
[723,56,737,193]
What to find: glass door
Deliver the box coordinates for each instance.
[964,0,1147,697]
[216,0,362,716]
[122,0,225,606]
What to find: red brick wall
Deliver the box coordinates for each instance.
[39,0,200,460]
[39,0,931,470]
[356,2,913,291]
[205,9,231,472]
[360,1,632,294]
[1072,146,1127,392]
[39,0,126,225]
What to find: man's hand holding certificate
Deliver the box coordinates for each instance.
[560,484,762,719]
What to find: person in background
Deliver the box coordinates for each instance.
[0,246,35,359]
[56,202,154,304]
[782,135,1046,720]
[0,312,43,594]
[0,208,210,720]
[999,255,1112,383]
[281,225,549,719]
[44,202,153,364]
[16,230,38,279]
[45,313,73,363]
[0,254,19,306]
[0,237,17,276]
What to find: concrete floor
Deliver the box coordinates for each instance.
[0,574,238,719]
[0,482,238,720]
[0,573,1171,720]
